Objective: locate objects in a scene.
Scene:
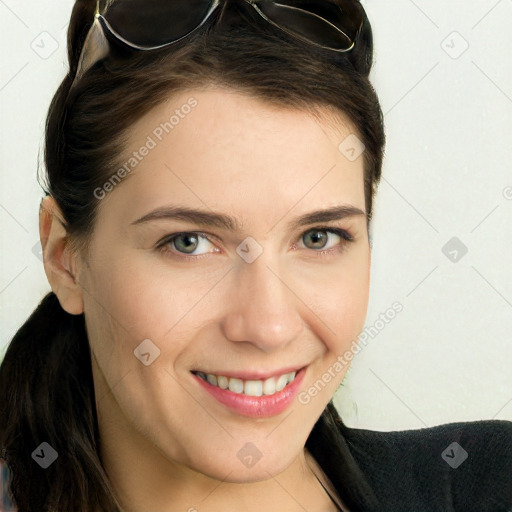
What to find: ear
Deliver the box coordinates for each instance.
[39,196,84,315]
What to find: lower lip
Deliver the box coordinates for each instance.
[192,367,306,418]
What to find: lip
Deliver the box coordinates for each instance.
[192,366,307,418]
[191,366,304,381]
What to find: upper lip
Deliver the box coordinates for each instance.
[192,365,306,381]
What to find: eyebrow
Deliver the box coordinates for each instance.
[130,204,366,232]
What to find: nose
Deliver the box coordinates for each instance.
[220,251,304,353]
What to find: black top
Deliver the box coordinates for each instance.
[322,419,512,511]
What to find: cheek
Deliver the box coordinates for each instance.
[82,248,224,397]
[297,245,371,353]
[82,256,199,434]
[80,253,181,385]
[85,249,197,339]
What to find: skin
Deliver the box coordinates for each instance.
[39,86,371,512]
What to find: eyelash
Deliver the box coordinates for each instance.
[156,227,355,262]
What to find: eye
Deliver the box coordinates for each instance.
[298,227,354,255]
[157,227,355,261]
[158,232,218,259]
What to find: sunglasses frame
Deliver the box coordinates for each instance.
[73,0,364,87]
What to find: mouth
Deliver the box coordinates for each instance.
[190,366,307,418]
[191,368,300,397]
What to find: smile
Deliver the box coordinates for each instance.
[193,370,297,397]
[191,367,307,418]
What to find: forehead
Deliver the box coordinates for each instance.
[100,86,366,227]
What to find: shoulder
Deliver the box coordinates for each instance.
[341,419,512,511]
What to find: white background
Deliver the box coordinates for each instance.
[0,0,511,431]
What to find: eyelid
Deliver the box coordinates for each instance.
[156,226,355,260]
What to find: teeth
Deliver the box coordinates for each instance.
[262,376,276,395]
[217,375,229,389]
[275,374,288,392]
[195,370,297,397]
[244,380,263,397]
[228,378,244,394]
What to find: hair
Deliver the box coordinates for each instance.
[0,0,385,510]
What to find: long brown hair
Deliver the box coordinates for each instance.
[0,0,384,510]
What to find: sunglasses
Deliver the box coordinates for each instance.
[74,0,365,86]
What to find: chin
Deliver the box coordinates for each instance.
[190,450,297,483]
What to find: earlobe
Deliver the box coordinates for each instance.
[39,196,84,315]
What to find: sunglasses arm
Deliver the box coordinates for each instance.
[72,15,110,88]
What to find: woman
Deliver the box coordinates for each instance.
[1,1,511,511]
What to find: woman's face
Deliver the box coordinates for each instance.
[77,86,370,483]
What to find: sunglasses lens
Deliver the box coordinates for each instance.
[255,0,363,50]
[104,0,217,48]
